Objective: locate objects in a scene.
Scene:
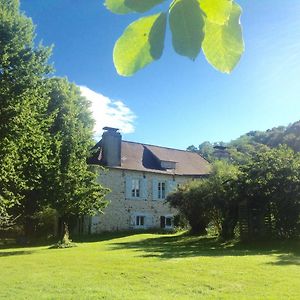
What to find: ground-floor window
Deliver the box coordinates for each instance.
[136,215,145,227]
[160,215,173,229]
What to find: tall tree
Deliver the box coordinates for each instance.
[0,0,52,229]
[45,78,109,240]
[167,160,240,238]
[238,146,300,239]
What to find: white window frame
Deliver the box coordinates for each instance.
[135,215,146,228]
[157,181,166,200]
[126,176,147,200]
[131,178,140,198]
[161,215,174,229]
[131,212,152,229]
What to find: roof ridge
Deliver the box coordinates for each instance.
[122,140,193,153]
[122,140,210,162]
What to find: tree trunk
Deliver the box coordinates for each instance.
[59,217,70,243]
[190,220,208,235]
[221,205,238,240]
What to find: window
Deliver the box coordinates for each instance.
[132,213,152,229]
[136,215,145,227]
[126,176,147,200]
[131,178,140,198]
[160,215,173,229]
[158,181,166,199]
[153,179,177,201]
[165,217,172,227]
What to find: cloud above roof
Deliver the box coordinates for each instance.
[79,86,136,139]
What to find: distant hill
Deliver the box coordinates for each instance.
[188,120,300,163]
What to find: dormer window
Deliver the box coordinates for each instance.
[160,160,176,170]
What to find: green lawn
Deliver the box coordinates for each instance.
[0,232,299,299]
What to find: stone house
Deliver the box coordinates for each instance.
[85,127,211,233]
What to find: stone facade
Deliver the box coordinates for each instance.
[86,168,195,233]
[84,127,210,233]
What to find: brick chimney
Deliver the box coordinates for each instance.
[101,127,121,167]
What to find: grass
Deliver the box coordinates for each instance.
[0,232,299,299]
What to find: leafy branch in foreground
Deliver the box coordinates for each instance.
[105,0,244,76]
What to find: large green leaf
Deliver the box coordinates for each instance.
[169,0,205,60]
[113,13,167,76]
[202,3,244,73]
[199,0,232,25]
[105,0,165,14]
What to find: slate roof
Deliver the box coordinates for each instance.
[91,140,211,176]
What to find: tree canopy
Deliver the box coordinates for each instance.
[168,146,300,240]
[45,78,109,238]
[0,0,52,229]
[0,1,109,241]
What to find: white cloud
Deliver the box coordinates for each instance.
[79,86,136,139]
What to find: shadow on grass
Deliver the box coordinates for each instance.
[72,230,142,244]
[0,230,157,252]
[109,232,300,265]
[267,254,300,266]
[0,250,35,257]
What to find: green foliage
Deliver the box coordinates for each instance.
[239,121,300,152]
[169,147,300,241]
[199,0,232,25]
[106,0,244,75]
[189,120,300,164]
[0,0,52,228]
[0,2,109,239]
[45,78,109,239]
[207,161,240,239]
[105,0,165,14]
[202,2,244,73]
[32,207,57,239]
[228,120,300,163]
[169,0,205,60]
[168,160,240,237]
[187,141,215,161]
[113,13,167,76]
[167,181,211,234]
[239,146,300,239]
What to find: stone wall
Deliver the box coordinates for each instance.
[86,168,196,233]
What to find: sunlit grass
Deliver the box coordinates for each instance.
[0,232,299,299]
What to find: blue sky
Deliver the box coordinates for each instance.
[21,0,300,149]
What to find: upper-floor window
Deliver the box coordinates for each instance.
[126,176,147,200]
[131,178,140,198]
[158,181,166,199]
[152,179,177,201]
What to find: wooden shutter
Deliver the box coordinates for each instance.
[130,214,136,227]
[166,180,177,196]
[152,178,158,200]
[160,216,166,228]
[125,176,132,199]
[145,214,153,228]
[140,178,148,199]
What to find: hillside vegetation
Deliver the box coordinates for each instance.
[188,120,300,163]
